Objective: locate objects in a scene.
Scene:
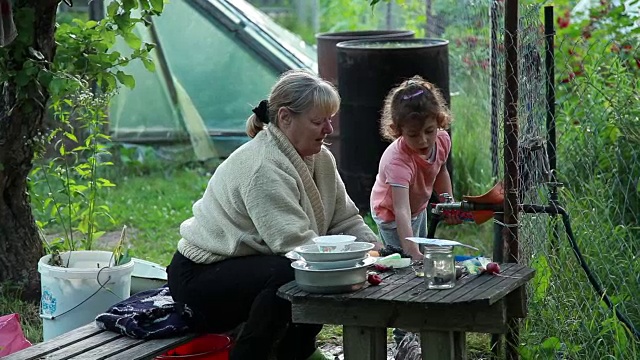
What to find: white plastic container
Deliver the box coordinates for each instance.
[38,251,134,341]
[130,258,167,295]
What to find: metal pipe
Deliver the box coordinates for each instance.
[544,5,561,255]
[544,5,557,201]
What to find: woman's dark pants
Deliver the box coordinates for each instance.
[167,251,322,360]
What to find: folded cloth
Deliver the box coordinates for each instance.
[95,286,193,339]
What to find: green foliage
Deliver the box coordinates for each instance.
[319,0,383,33]
[11,1,165,264]
[0,283,42,344]
[30,91,116,254]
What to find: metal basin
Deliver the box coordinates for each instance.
[291,257,376,294]
[292,242,374,262]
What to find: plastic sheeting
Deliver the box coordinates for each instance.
[107,0,317,159]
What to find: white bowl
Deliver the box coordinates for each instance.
[313,235,357,253]
[293,242,375,262]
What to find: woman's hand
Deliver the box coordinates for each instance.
[371,241,384,251]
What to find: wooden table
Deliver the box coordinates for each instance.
[278,263,534,360]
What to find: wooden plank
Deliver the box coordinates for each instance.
[506,286,527,318]
[3,324,104,360]
[278,269,400,302]
[101,334,198,360]
[343,326,387,360]
[376,276,424,301]
[420,331,454,360]
[349,270,417,300]
[290,298,507,333]
[276,281,298,297]
[66,337,145,359]
[445,274,510,304]
[319,270,400,300]
[444,264,522,303]
[443,265,534,305]
[422,263,517,304]
[484,267,534,305]
[410,264,509,304]
[41,331,122,360]
[453,332,467,360]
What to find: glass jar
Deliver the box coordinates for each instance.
[423,245,456,289]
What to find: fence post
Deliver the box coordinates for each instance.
[503,0,520,359]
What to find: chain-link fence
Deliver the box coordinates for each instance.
[384,0,639,358]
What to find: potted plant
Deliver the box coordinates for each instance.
[25,2,164,341]
[30,87,135,341]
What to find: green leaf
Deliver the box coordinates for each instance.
[37,70,53,87]
[116,71,136,89]
[123,0,137,11]
[139,0,151,11]
[107,1,120,17]
[49,78,67,96]
[123,31,142,50]
[541,337,561,351]
[65,133,78,143]
[150,0,164,12]
[141,57,156,72]
[15,70,30,86]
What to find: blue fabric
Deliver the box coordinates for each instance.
[95,286,193,339]
[373,209,428,248]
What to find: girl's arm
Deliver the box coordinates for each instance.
[391,186,423,260]
[433,164,453,197]
[433,164,461,224]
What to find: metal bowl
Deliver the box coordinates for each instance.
[304,255,369,270]
[292,242,375,262]
[291,257,376,294]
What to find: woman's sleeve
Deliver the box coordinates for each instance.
[244,164,318,254]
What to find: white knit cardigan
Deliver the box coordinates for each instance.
[177,125,378,264]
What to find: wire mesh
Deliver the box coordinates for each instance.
[394,0,639,358]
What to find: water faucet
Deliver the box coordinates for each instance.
[432,193,465,215]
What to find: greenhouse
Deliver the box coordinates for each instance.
[106,0,317,159]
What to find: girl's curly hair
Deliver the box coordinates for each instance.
[379,75,452,142]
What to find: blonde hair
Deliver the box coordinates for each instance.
[380,75,451,142]
[246,69,340,138]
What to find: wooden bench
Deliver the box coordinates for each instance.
[3,323,197,360]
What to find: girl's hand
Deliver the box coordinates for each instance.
[443,210,463,225]
[409,251,424,261]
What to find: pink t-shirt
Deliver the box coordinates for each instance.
[370,130,451,223]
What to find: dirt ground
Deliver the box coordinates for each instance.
[319,342,397,360]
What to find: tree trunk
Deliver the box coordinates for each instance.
[0,1,60,301]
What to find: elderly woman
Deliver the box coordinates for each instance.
[167,69,381,360]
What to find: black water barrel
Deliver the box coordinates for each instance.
[316,30,415,167]
[337,38,450,211]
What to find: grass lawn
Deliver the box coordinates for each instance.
[3,163,495,356]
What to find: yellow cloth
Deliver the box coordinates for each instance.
[177,125,377,264]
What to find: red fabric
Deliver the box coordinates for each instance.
[0,313,32,356]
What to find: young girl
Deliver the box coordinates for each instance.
[370,75,456,261]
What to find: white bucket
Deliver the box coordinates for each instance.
[130,258,167,295]
[38,251,134,341]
